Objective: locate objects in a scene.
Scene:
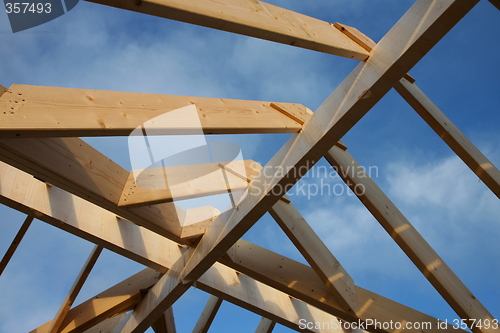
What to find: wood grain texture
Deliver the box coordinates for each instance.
[0,137,186,242]
[179,0,479,284]
[395,78,500,198]
[325,145,495,333]
[0,85,305,137]
[83,0,369,60]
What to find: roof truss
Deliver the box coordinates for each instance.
[0,0,497,332]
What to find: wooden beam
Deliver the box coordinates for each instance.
[0,84,307,137]
[0,161,467,333]
[191,295,223,333]
[151,307,176,333]
[488,0,500,10]
[269,200,358,315]
[325,145,496,333]
[331,22,499,198]
[394,78,500,198]
[0,214,34,275]
[255,318,275,333]
[48,245,104,333]
[119,160,260,208]
[179,0,479,283]
[0,161,182,273]
[0,137,187,243]
[117,252,193,333]
[224,239,465,333]
[30,268,162,333]
[194,262,350,333]
[333,22,415,83]
[180,206,220,240]
[84,314,130,333]
[83,0,369,61]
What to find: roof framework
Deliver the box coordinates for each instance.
[0,0,498,332]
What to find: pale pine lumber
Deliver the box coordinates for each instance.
[84,314,129,333]
[83,0,369,60]
[119,160,259,207]
[0,214,34,275]
[117,252,192,333]
[31,268,162,333]
[333,22,416,83]
[325,145,496,333]
[179,0,479,284]
[224,239,465,333]
[48,245,104,333]
[151,307,176,333]
[0,161,467,333]
[0,161,182,273]
[180,207,220,240]
[191,295,222,333]
[0,84,306,137]
[269,200,358,315]
[394,78,500,198]
[0,137,186,242]
[255,318,275,333]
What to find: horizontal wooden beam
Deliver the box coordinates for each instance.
[48,245,103,333]
[394,78,500,198]
[0,161,465,333]
[31,268,162,333]
[83,0,369,60]
[179,0,479,284]
[325,145,496,333]
[119,160,260,207]
[0,84,307,137]
[0,214,34,275]
[0,137,187,243]
[191,295,222,333]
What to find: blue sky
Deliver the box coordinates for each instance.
[0,0,499,332]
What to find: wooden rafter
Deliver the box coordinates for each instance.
[0,84,308,137]
[269,199,358,315]
[85,314,130,333]
[333,21,500,200]
[394,78,500,198]
[0,161,463,333]
[0,137,186,243]
[48,245,103,333]
[84,0,369,60]
[31,268,162,333]
[179,0,480,285]
[0,0,496,330]
[191,295,223,333]
[0,214,34,275]
[489,0,500,10]
[151,307,176,333]
[325,145,495,333]
[255,318,276,333]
